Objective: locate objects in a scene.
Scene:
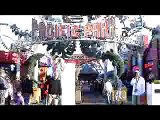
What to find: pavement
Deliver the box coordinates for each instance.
[81,84,106,104]
[81,83,132,105]
[127,96,132,105]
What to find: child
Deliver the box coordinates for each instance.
[14,91,24,105]
[115,77,125,104]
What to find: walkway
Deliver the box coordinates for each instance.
[81,83,106,104]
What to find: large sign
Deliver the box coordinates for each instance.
[32,16,116,41]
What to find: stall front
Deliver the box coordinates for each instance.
[0,51,26,80]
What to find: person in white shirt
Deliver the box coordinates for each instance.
[130,70,145,105]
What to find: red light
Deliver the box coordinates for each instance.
[144,64,153,68]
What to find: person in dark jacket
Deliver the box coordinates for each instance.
[48,58,64,105]
[47,76,56,105]
[22,74,33,105]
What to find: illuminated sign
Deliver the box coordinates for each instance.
[144,64,153,68]
[32,17,116,41]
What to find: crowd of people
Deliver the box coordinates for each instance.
[0,56,154,105]
[0,58,64,105]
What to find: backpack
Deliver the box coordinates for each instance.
[0,77,8,90]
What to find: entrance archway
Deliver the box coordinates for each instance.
[24,53,44,77]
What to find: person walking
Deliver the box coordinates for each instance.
[0,69,9,105]
[5,79,13,105]
[48,58,64,105]
[114,76,125,104]
[130,70,145,105]
[22,75,33,105]
[41,76,49,105]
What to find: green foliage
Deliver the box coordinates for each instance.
[26,53,44,77]
[44,41,76,58]
[79,40,102,58]
[79,40,124,77]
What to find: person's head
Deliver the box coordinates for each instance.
[148,67,153,74]
[148,67,152,71]
[16,76,20,81]
[26,74,30,80]
[17,91,22,96]
[135,70,140,78]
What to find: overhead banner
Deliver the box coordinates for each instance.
[32,17,116,41]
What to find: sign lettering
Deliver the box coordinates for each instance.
[97,23,101,39]
[110,16,116,38]
[46,22,53,39]
[55,24,58,38]
[59,24,63,37]
[101,22,106,39]
[32,18,38,31]
[92,23,97,38]
[39,22,46,40]
[84,24,89,38]
[105,19,109,38]
[71,25,80,39]
[33,17,116,41]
